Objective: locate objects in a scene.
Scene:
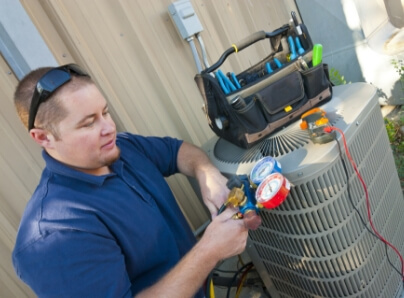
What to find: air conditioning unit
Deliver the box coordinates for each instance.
[202,83,404,297]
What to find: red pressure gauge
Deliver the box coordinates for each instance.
[255,173,290,209]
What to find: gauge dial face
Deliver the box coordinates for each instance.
[252,162,274,182]
[256,173,283,203]
[251,157,279,184]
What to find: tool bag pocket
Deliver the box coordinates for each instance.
[233,97,268,133]
[195,73,269,148]
[302,63,332,101]
[256,71,306,122]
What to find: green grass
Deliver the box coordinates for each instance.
[392,59,404,99]
[385,111,404,189]
[329,67,348,86]
[387,59,404,190]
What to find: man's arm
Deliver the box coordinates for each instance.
[135,141,248,297]
[136,207,248,298]
[176,141,229,217]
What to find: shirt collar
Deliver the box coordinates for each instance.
[42,150,120,186]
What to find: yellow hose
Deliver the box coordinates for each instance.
[209,279,215,298]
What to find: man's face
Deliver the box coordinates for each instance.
[47,83,120,175]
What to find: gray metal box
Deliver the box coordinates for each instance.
[168,0,203,40]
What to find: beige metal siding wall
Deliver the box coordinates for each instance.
[1,0,297,295]
[0,55,42,296]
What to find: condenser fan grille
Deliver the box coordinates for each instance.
[214,111,342,164]
[214,127,309,163]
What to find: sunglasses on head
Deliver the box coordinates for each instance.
[28,64,90,131]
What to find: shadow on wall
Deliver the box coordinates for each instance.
[296,0,404,105]
[296,0,365,84]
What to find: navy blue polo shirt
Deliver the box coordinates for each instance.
[12,133,201,297]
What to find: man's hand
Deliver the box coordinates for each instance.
[199,207,249,259]
[177,142,230,217]
[198,165,229,218]
[136,207,248,298]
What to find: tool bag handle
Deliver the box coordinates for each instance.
[201,24,290,74]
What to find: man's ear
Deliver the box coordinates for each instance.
[29,128,56,149]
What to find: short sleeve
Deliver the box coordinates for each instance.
[117,133,183,176]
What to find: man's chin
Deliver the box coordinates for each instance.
[105,147,121,166]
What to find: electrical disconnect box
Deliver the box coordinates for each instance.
[168,0,203,39]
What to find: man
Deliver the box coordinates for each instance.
[12,64,248,297]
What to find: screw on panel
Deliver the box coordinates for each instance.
[356,121,360,126]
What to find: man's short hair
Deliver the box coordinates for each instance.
[14,67,93,139]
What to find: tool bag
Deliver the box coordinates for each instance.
[194,23,333,149]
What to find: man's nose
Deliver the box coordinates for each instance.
[101,117,115,135]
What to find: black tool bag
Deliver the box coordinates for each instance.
[194,23,332,149]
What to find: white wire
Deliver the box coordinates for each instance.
[196,33,210,69]
[187,36,203,73]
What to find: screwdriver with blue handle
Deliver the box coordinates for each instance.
[295,37,305,55]
[287,36,297,61]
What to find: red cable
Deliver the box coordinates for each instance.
[325,126,404,281]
